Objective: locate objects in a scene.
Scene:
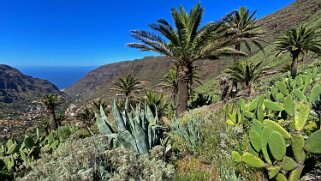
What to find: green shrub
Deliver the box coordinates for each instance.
[19,136,175,181]
[18,136,105,181]
[231,76,321,180]
[102,148,175,181]
[170,107,259,181]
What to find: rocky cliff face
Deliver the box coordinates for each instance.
[0,64,62,103]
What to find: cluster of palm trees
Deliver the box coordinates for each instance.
[39,4,321,129]
[128,4,261,115]
[128,3,321,116]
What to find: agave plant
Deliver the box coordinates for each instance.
[171,118,202,153]
[95,98,167,154]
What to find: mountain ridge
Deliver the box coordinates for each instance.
[0,64,64,120]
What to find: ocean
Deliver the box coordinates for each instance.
[17,66,98,90]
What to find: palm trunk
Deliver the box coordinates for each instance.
[231,43,241,97]
[244,82,251,97]
[176,64,192,117]
[234,43,241,62]
[49,109,58,131]
[219,77,229,101]
[291,51,299,79]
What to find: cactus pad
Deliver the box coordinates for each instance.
[305,130,321,154]
[268,131,286,161]
[242,152,265,168]
[292,135,306,164]
[232,151,242,163]
[280,156,297,171]
[263,120,291,139]
[264,100,284,111]
[294,102,310,131]
[249,129,261,152]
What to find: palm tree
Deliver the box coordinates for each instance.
[144,90,166,118]
[224,6,265,55]
[157,66,178,103]
[275,25,321,78]
[224,6,265,97]
[110,75,141,98]
[128,3,245,115]
[41,94,60,131]
[92,99,108,114]
[188,65,203,96]
[225,60,266,96]
[77,107,95,132]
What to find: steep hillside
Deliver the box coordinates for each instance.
[0,65,63,119]
[66,0,321,104]
[258,0,321,42]
[66,56,231,102]
[0,65,61,103]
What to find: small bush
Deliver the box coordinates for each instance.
[19,136,175,181]
[170,106,260,181]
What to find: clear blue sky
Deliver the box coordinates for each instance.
[0,0,294,66]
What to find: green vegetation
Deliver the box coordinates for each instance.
[225,60,267,96]
[129,3,246,115]
[2,1,321,181]
[41,94,61,131]
[231,72,321,180]
[110,74,141,98]
[95,98,167,154]
[0,125,76,180]
[223,6,265,97]
[275,25,321,78]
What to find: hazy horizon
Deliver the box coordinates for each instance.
[16,65,98,89]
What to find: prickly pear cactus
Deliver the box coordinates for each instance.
[231,77,321,181]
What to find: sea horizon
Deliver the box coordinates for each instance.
[16,65,98,89]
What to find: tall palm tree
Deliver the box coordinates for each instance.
[224,6,265,55]
[110,74,141,98]
[275,25,321,78]
[225,60,266,96]
[224,6,265,97]
[128,3,245,115]
[41,94,60,131]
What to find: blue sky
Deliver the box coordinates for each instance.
[0,0,294,66]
